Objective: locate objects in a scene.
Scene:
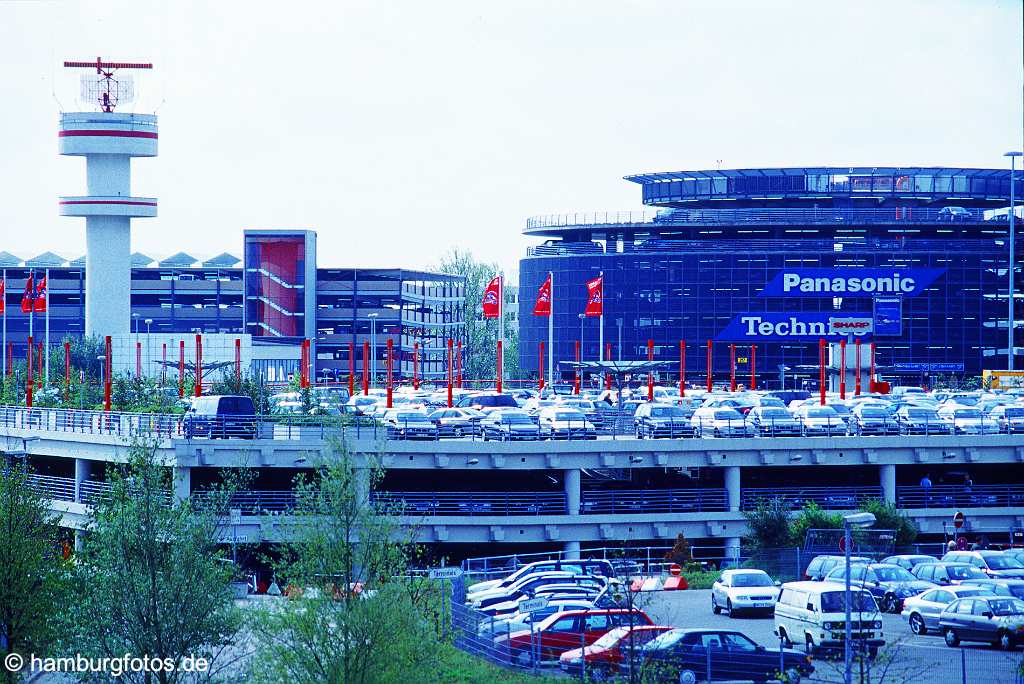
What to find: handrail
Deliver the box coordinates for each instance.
[896,484,1024,509]
[372,491,568,516]
[741,486,883,510]
[581,488,728,514]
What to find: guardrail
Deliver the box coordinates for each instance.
[373,491,568,516]
[741,486,883,510]
[28,473,76,502]
[526,237,1006,257]
[896,484,1024,509]
[581,488,728,514]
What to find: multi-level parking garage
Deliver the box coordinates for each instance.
[6,403,1024,561]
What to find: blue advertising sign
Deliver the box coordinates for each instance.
[873,296,902,336]
[716,312,873,342]
[758,268,944,298]
[893,362,965,372]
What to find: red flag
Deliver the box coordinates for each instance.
[584,275,603,317]
[20,274,33,313]
[34,275,46,313]
[0,278,5,314]
[482,276,501,319]
[533,274,551,316]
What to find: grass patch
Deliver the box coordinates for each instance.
[435,643,558,683]
[681,569,722,590]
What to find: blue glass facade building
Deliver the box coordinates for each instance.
[519,167,1022,386]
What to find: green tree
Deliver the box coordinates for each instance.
[741,496,792,550]
[789,501,843,547]
[59,441,242,684]
[248,442,440,684]
[435,248,520,382]
[0,462,67,683]
[858,499,918,548]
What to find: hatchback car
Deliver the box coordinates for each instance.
[711,569,781,616]
[939,596,1024,650]
[901,585,996,635]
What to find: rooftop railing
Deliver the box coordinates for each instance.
[526,237,1005,257]
[581,487,728,514]
[741,486,883,510]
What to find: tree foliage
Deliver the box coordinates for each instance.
[0,462,66,683]
[59,441,242,684]
[788,501,843,547]
[858,499,918,548]
[742,497,793,550]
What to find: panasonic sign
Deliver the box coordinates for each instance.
[716,313,874,342]
[759,268,943,297]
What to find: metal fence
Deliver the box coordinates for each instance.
[741,487,883,511]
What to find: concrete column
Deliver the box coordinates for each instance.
[74,458,92,503]
[725,537,741,564]
[172,465,191,503]
[725,465,741,512]
[564,541,581,559]
[880,464,897,505]
[564,468,581,516]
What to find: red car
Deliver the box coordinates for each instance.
[497,608,653,667]
[559,625,673,678]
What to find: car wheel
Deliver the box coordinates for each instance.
[779,629,793,649]
[944,628,960,648]
[727,598,735,617]
[804,635,815,656]
[482,433,489,442]
[909,613,927,635]
[997,630,1014,651]
[678,670,698,684]
[883,594,899,613]
[513,649,532,668]
[636,427,644,439]
[712,595,721,614]
[783,666,802,684]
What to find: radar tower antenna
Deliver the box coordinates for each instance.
[63,57,153,112]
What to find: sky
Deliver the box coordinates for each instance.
[1,0,1021,281]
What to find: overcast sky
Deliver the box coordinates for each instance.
[1,0,1021,280]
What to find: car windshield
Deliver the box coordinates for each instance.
[989,599,1024,616]
[554,411,585,421]
[651,407,686,417]
[984,556,1024,570]
[948,565,987,580]
[503,414,534,424]
[395,413,424,421]
[860,409,887,418]
[759,408,791,417]
[807,408,837,417]
[592,627,628,649]
[731,572,773,587]
[642,629,687,651]
[714,410,742,420]
[907,409,939,420]
[873,566,916,582]
[954,409,982,419]
[820,591,877,612]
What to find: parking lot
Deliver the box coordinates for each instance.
[641,589,1023,684]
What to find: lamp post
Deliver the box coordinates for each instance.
[842,512,876,684]
[1007,151,1023,370]
[368,313,378,386]
[578,314,585,385]
[144,318,152,378]
[616,318,623,361]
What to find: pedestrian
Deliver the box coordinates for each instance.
[919,472,933,489]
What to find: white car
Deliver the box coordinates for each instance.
[711,569,781,616]
[691,407,754,438]
[793,405,847,436]
[476,598,594,638]
[937,405,1000,435]
[537,407,597,440]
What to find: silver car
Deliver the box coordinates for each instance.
[901,585,995,634]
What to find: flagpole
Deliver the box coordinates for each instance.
[44,268,50,386]
[498,274,504,390]
[28,269,33,339]
[598,271,604,362]
[1,269,6,377]
[547,271,554,389]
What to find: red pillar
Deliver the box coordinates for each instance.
[348,342,355,397]
[104,335,112,411]
[706,340,713,393]
[178,340,185,399]
[362,342,370,395]
[538,341,545,392]
[574,340,581,395]
[235,338,241,380]
[869,342,876,391]
[26,336,33,408]
[679,340,686,397]
[413,342,419,390]
[605,342,612,390]
[839,339,847,400]
[37,342,43,380]
[854,338,862,396]
[456,340,463,389]
[136,341,142,377]
[64,340,71,400]
[447,338,453,407]
[729,344,737,392]
[819,338,826,406]
[496,339,503,393]
[386,338,394,408]
[299,339,309,388]
[750,345,757,391]
[195,334,203,397]
[647,339,654,402]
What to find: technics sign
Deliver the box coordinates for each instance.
[717,313,873,341]
[759,268,944,297]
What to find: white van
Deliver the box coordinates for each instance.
[774,581,885,656]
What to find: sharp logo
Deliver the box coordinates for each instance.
[781,272,916,294]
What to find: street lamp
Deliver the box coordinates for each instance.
[842,511,876,684]
[131,312,140,334]
[368,313,379,385]
[616,318,623,361]
[1006,151,1023,370]
[144,318,152,378]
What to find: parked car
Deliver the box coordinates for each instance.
[691,407,754,438]
[901,585,997,635]
[960,579,1024,602]
[382,411,438,440]
[537,407,597,440]
[937,405,1000,435]
[482,584,608,618]
[558,625,673,678]
[497,608,653,666]
[894,406,949,435]
[745,406,802,436]
[880,554,938,571]
[774,581,884,656]
[803,555,870,581]
[937,206,973,221]
[478,599,595,638]
[793,405,847,436]
[183,395,257,439]
[823,563,936,613]
[940,551,1024,580]
[634,403,695,438]
[640,628,814,684]
[467,559,616,599]
[469,571,581,608]
[557,398,605,428]
[480,410,544,441]
[427,407,483,437]
[939,596,1024,650]
[989,405,1024,434]
[911,562,989,585]
[850,405,900,435]
[457,392,520,413]
[711,569,781,616]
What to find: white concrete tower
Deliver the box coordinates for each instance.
[59,58,157,338]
